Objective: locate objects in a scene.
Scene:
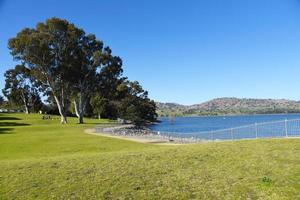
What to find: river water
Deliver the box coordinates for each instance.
[149,114,300,134]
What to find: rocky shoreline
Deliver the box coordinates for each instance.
[94,124,205,144]
[96,125,159,136]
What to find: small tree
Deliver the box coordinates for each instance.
[118,81,157,125]
[2,65,38,114]
[90,95,108,119]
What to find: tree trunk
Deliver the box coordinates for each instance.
[98,113,101,119]
[60,113,67,124]
[54,95,67,124]
[21,92,29,114]
[79,112,84,124]
[73,100,80,118]
[24,105,29,114]
[75,98,83,124]
[77,91,87,124]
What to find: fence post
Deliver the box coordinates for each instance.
[285,119,288,137]
[255,123,258,139]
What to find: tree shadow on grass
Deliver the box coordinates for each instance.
[0,122,30,127]
[0,116,22,121]
[0,127,14,134]
[0,116,30,134]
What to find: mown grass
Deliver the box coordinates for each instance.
[0,113,300,199]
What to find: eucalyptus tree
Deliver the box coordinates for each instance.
[89,58,124,119]
[8,18,84,123]
[7,17,158,124]
[72,35,113,124]
[72,33,125,123]
[117,80,157,125]
[2,65,38,114]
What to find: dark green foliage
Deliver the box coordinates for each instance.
[90,79,157,125]
[117,81,157,125]
[71,34,109,123]
[0,96,3,105]
[90,95,109,119]
[2,65,43,113]
[8,18,85,123]
[6,17,157,124]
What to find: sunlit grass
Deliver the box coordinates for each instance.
[0,113,299,199]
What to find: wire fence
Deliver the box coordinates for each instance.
[159,118,300,143]
[96,119,300,143]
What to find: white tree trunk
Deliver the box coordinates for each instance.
[77,91,87,124]
[54,95,67,124]
[21,91,29,114]
[24,105,29,114]
[73,100,80,118]
[78,93,85,124]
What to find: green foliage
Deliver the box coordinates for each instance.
[90,80,157,125]
[8,18,85,123]
[2,65,43,113]
[116,81,157,125]
[90,95,109,118]
[7,17,157,124]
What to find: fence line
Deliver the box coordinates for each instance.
[96,119,300,143]
[156,118,300,143]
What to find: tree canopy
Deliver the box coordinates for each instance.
[2,65,42,114]
[5,17,157,125]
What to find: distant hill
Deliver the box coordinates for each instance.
[155,102,187,116]
[156,97,300,116]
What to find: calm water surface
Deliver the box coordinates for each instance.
[149,114,300,134]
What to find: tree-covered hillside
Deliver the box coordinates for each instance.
[157,97,300,116]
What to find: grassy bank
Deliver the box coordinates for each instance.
[0,113,299,199]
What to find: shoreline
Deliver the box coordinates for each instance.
[84,128,182,145]
[85,127,300,145]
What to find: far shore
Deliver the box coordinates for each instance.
[159,112,300,118]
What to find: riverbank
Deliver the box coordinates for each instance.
[91,125,205,144]
[85,129,180,145]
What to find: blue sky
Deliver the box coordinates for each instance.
[1,0,300,105]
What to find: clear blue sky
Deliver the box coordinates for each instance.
[1,0,300,105]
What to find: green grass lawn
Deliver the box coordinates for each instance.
[0,113,300,199]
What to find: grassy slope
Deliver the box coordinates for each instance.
[0,113,300,199]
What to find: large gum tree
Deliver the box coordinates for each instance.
[71,35,120,124]
[8,18,84,123]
